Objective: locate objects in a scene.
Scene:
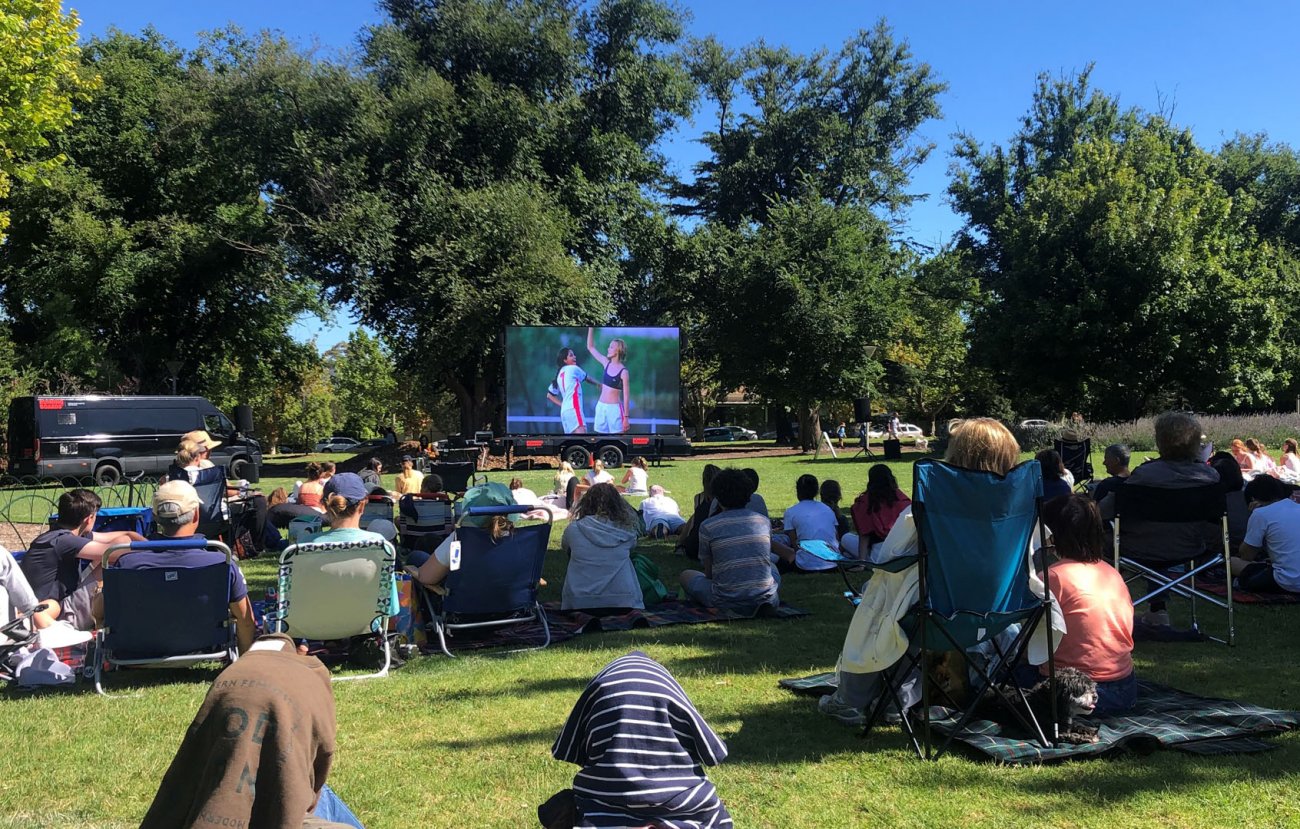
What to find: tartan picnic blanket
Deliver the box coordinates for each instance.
[779,672,1300,763]
[419,599,810,654]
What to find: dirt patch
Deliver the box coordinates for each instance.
[0,522,46,551]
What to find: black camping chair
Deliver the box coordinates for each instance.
[1112,481,1233,645]
[1054,438,1094,493]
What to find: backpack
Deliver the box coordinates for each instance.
[631,551,671,605]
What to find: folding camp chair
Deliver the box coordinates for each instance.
[863,459,1053,760]
[360,494,396,531]
[188,466,231,540]
[1054,437,1094,492]
[1112,482,1233,645]
[91,538,240,695]
[271,538,398,681]
[424,462,477,495]
[398,493,455,552]
[415,504,552,657]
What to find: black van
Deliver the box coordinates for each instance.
[6,396,263,484]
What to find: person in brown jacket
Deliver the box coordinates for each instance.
[140,632,362,828]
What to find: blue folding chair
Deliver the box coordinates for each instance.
[863,459,1053,760]
[360,494,396,531]
[398,494,454,552]
[271,538,398,681]
[417,504,552,657]
[91,538,239,695]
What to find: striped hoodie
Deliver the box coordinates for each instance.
[552,652,733,829]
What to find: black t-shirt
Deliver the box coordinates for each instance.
[19,528,92,600]
[1092,475,1126,505]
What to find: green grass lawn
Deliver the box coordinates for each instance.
[2,451,1298,828]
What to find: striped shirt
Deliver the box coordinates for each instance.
[552,652,733,829]
[698,509,778,611]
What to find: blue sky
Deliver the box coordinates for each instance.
[71,1,1300,349]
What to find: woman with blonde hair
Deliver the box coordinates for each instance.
[1245,439,1279,477]
[587,327,632,434]
[1230,439,1254,473]
[619,456,649,495]
[819,416,1033,725]
[584,459,614,486]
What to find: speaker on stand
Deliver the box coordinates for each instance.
[851,397,875,459]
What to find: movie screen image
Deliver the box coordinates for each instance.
[505,326,680,436]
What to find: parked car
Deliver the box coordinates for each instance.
[1019,419,1050,429]
[868,423,926,439]
[702,427,736,442]
[313,436,361,453]
[717,425,758,440]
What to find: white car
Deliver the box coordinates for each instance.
[868,423,925,439]
[1019,419,1050,429]
[313,436,361,453]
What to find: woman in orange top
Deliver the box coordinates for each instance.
[297,462,326,508]
[1230,439,1255,473]
[1040,494,1136,716]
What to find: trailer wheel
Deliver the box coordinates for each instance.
[596,444,624,469]
[95,463,122,486]
[562,445,593,469]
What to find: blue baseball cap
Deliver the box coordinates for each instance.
[323,472,368,504]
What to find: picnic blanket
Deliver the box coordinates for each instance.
[1199,581,1300,605]
[420,599,810,654]
[778,672,1300,763]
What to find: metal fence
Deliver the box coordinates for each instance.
[0,475,159,551]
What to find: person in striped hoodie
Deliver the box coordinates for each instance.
[543,651,732,829]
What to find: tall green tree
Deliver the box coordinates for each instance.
[0,0,94,242]
[326,330,399,438]
[267,0,696,432]
[952,70,1294,419]
[0,30,324,397]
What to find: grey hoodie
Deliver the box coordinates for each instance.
[561,517,643,611]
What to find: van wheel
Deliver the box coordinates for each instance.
[229,458,251,482]
[95,464,122,486]
[596,444,624,469]
[562,445,592,469]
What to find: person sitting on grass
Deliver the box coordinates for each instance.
[509,477,540,507]
[678,463,720,560]
[393,456,424,495]
[1245,439,1279,478]
[842,464,911,561]
[98,480,256,654]
[359,457,384,491]
[771,474,841,573]
[140,632,363,829]
[1281,438,1300,481]
[740,468,768,516]
[1037,448,1072,502]
[584,459,614,486]
[641,485,686,539]
[1208,451,1249,549]
[619,456,649,495]
[19,489,146,631]
[1230,439,1254,473]
[296,462,328,509]
[560,483,643,615]
[1033,494,1136,716]
[541,651,731,829]
[678,468,779,615]
[820,478,852,539]
[1231,475,1300,596]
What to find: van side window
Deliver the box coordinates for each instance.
[204,413,234,436]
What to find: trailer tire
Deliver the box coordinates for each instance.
[562,445,593,470]
[596,444,624,469]
[95,462,122,486]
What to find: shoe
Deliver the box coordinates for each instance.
[37,621,93,650]
[818,693,866,727]
[1142,609,1171,628]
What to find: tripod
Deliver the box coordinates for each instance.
[851,423,875,459]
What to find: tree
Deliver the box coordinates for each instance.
[0,30,325,395]
[710,197,899,449]
[326,330,398,438]
[267,0,696,432]
[0,0,94,242]
[951,69,1295,419]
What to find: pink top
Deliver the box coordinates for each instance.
[1044,559,1134,682]
[850,489,912,542]
[298,480,324,507]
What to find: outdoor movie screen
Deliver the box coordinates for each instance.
[505,326,681,436]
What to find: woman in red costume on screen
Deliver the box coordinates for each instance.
[547,347,599,434]
[587,327,631,434]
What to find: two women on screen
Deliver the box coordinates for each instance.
[545,329,634,435]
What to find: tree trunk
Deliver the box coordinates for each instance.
[445,372,497,435]
[797,404,822,452]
